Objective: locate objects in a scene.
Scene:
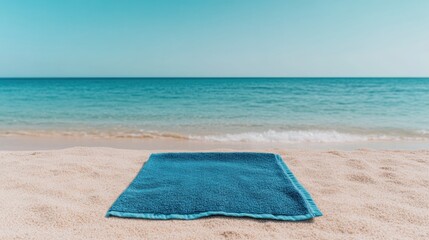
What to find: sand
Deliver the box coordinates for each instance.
[0,147,428,239]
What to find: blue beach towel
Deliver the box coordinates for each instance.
[106,152,322,221]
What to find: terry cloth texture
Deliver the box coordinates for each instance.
[106,152,322,221]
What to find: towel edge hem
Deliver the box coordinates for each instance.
[106,210,317,221]
[274,154,323,217]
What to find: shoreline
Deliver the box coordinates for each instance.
[1,147,428,239]
[1,135,429,151]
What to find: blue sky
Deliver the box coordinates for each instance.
[0,0,428,77]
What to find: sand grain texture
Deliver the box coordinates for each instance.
[1,147,428,239]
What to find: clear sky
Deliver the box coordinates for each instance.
[0,0,428,77]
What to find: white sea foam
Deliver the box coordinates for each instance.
[417,129,429,135]
[189,130,405,143]
[1,129,427,143]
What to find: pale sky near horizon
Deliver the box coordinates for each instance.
[0,0,428,77]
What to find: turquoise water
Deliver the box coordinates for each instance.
[0,78,428,143]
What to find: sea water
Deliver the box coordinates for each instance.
[0,78,428,143]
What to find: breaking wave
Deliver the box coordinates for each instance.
[1,129,428,143]
[189,130,426,143]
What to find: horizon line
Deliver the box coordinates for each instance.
[1,76,429,79]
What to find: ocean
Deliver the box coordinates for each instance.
[1,78,428,144]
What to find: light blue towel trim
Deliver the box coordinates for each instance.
[274,154,323,218]
[106,152,322,221]
[106,210,315,221]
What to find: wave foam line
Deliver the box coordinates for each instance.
[189,130,414,143]
[2,129,428,143]
[0,130,190,140]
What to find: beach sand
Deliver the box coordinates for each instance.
[1,147,428,239]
